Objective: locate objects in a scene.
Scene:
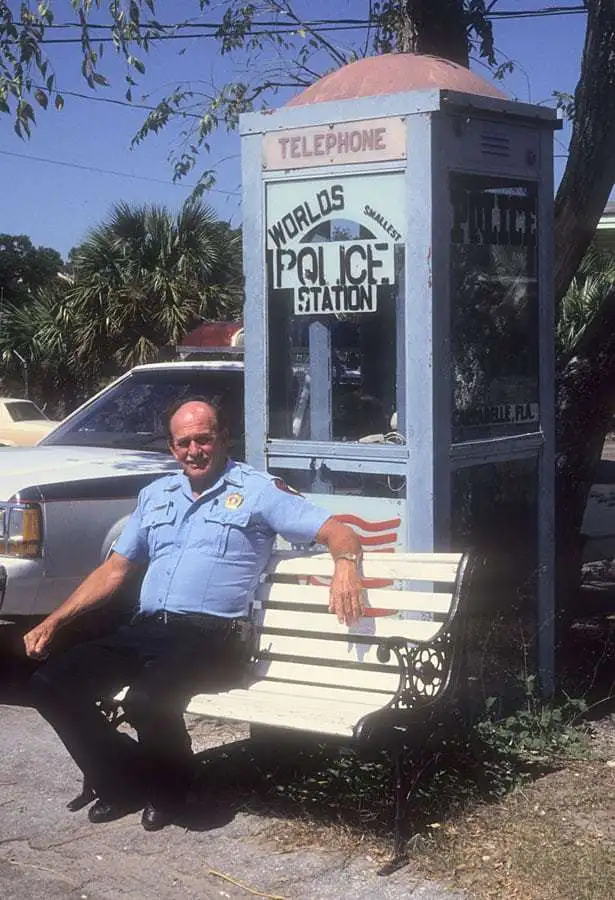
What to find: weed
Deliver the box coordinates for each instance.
[478,675,589,760]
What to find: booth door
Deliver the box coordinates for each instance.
[264,171,408,547]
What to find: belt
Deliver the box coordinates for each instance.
[133,609,243,632]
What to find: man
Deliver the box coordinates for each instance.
[25,397,364,831]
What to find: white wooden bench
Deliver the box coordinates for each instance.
[85,550,472,872]
[186,550,471,740]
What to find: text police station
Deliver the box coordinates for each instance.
[267,184,397,316]
[272,241,393,315]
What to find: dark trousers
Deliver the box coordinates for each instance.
[29,613,241,809]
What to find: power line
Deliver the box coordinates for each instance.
[2,74,204,119]
[3,7,587,45]
[41,84,202,119]
[490,5,585,18]
[18,8,589,30]
[18,24,370,45]
[0,147,239,195]
[27,18,373,30]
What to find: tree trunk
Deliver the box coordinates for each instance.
[555,286,615,624]
[395,1,470,65]
[554,0,615,305]
[551,2,615,623]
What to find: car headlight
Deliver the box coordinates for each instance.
[0,503,43,558]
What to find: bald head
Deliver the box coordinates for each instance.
[168,400,229,493]
[168,400,218,436]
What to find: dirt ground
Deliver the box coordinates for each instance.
[416,713,615,900]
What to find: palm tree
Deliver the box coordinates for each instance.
[556,247,615,360]
[67,200,242,371]
[0,284,88,414]
[0,201,242,414]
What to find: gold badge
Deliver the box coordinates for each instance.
[225,492,244,509]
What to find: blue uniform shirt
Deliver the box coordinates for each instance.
[113,460,330,618]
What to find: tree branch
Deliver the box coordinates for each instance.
[554,0,615,305]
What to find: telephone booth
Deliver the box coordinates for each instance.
[240,55,559,691]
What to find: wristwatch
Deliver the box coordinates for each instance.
[334,552,362,563]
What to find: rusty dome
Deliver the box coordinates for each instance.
[287,53,506,107]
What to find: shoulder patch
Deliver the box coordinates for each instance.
[273,478,303,497]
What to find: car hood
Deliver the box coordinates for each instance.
[0,445,179,501]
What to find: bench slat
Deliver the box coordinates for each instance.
[253,658,401,693]
[259,582,454,614]
[257,632,407,667]
[267,552,462,582]
[261,608,443,642]
[241,680,396,705]
[186,689,381,737]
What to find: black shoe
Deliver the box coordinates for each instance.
[141,801,174,832]
[88,798,139,824]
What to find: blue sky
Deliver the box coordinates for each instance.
[0,1,586,259]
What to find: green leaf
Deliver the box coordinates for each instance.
[54,93,64,111]
[129,1,140,26]
[21,102,35,122]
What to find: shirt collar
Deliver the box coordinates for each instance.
[223,460,245,488]
[168,459,244,499]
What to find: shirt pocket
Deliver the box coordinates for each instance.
[142,503,178,555]
[195,504,252,556]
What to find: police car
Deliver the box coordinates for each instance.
[0,361,244,626]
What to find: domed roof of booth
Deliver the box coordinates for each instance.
[286,53,507,106]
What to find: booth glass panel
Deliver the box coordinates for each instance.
[451,458,539,701]
[451,457,538,621]
[449,174,539,443]
[265,173,405,444]
[270,466,406,500]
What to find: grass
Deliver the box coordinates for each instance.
[421,759,615,900]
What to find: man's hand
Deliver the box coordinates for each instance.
[22,553,138,660]
[329,558,364,626]
[314,517,366,626]
[24,618,59,660]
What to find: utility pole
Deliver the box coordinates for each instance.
[13,349,28,398]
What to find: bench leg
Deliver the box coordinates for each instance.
[377,745,409,876]
[378,741,440,877]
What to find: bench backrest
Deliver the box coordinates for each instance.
[251,551,470,712]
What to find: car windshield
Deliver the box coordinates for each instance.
[5,401,48,422]
[40,367,245,455]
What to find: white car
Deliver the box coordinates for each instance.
[0,397,58,446]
